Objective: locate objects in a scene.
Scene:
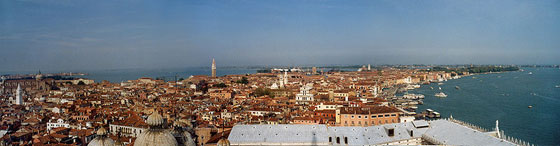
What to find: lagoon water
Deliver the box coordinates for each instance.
[412,68,560,145]
[2,67,256,82]
[77,67,257,83]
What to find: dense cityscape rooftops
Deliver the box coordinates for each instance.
[0,63,530,146]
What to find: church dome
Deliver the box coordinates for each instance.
[172,121,184,127]
[146,111,164,126]
[88,127,115,146]
[134,110,178,146]
[114,141,125,146]
[97,127,108,135]
[172,122,196,146]
[217,138,230,146]
[133,129,178,146]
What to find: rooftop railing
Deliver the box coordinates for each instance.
[442,118,536,146]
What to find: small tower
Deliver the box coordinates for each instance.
[15,84,23,105]
[283,71,288,85]
[278,72,286,88]
[211,58,217,77]
[36,70,44,80]
[495,120,501,138]
[312,67,317,74]
[0,76,5,95]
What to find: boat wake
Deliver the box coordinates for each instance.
[531,93,560,103]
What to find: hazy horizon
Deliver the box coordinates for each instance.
[0,63,553,75]
[1,0,559,71]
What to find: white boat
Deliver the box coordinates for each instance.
[556,85,560,88]
[405,84,420,90]
[528,72,533,75]
[435,92,447,97]
[438,87,442,90]
[438,83,444,85]
[403,93,425,99]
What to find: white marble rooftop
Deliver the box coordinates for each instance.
[228,120,517,146]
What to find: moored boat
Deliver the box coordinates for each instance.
[403,93,425,99]
[435,92,447,97]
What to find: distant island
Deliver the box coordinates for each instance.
[428,66,519,75]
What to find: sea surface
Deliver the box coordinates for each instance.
[411,68,560,145]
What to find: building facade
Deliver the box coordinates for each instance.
[47,119,71,131]
[338,106,402,126]
[295,85,314,105]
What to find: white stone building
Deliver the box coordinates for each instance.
[47,119,70,131]
[295,84,314,105]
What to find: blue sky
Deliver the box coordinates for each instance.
[1,0,559,71]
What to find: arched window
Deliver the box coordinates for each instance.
[336,137,340,144]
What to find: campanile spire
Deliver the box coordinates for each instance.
[212,58,216,77]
